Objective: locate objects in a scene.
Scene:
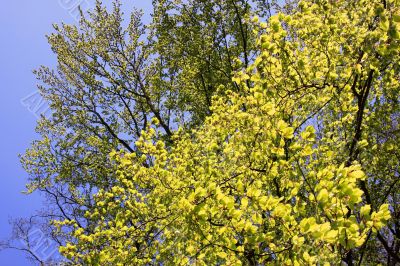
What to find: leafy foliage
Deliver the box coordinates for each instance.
[17,0,400,265]
[21,0,261,256]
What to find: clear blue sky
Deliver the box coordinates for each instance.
[0,1,151,264]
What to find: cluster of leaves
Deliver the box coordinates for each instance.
[57,93,390,264]
[16,0,400,265]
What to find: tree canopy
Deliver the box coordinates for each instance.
[12,0,400,265]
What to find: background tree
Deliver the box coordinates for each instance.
[18,0,277,263]
[10,0,400,265]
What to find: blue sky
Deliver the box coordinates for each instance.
[0,1,152,264]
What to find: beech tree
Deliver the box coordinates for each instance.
[14,0,400,265]
[20,0,263,262]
